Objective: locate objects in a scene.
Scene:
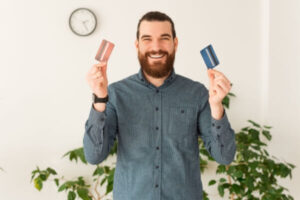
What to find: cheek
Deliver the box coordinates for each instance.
[138,45,148,54]
[163,42,175,51]
[166,45,175,54]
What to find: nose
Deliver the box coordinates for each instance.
[150,39,162,52]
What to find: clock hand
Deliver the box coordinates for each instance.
[82,21,89,31]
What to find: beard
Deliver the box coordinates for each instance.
[138,49,175,78]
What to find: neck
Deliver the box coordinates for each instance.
[142,70,171,88]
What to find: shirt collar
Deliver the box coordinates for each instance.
[137,68,177,87]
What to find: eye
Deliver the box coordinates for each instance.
[162,37,169,40]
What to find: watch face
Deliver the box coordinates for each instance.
[69,8,97,36]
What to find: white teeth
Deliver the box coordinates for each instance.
[149,54,164,58]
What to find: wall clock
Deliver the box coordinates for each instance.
[69,8,97,36]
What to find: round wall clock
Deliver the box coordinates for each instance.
[69,8,97,36]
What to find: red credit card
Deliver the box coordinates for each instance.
[95,39,115,62]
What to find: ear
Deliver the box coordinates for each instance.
[174,37,178,52]
[135,40,139,52]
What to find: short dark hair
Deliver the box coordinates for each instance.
[136,11,176,39]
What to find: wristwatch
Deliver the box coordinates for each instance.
[92,93,109,103]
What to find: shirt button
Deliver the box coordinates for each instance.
[181,110,185,113]
[212,123,215,127]
[221,144,224,147]
[156,146,159,150]
[217,125,221,129]
[156,126,159,130]
[156,89,159,93]
[155,184,159,188]
[156,165,159,169]
[100,118,105,121]
[155,107,159,111]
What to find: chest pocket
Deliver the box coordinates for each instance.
[167,105,198,144]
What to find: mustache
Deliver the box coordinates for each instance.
[145,50,168,57]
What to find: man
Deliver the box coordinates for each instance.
[84,11,236,200]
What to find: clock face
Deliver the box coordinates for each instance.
[69,8,97,36]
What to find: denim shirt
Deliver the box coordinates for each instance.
[83,68,236,200]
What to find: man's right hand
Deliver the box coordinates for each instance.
[86,62,108,112]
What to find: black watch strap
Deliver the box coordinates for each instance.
[92,93,109,103]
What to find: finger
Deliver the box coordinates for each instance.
[215,79,230,93]
[214,70,231,84]
[90,66,97,75]
[215,76,231,89]
[210,69,230,83]
[92,62,107,72]
[207,69,214,88]
[101,65,108,78]
[209,81,217,96]
[91,72,103,80]
[91,68,103,77]
[215,84,227,97]
[91,65,101,74]
[210,69,224,77]
[94,61,107,67]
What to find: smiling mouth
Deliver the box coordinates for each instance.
[148,53,165,59]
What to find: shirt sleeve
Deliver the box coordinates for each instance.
[197,86,236,165]
[83,86,118,165]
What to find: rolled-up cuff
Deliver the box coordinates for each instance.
[88,104,107,128]
[211,109,229,139]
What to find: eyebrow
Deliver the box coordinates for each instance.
[141,35,151,39]
[161,33,171,38]
[140,33,172,40]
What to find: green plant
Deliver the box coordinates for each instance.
[199,90,295,199]
[31,89,295,200]
[30,146,117,200]
[200,120,295,200]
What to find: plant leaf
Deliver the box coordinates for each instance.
[262,130,272,140]
[208,180,216,186]
[46,167,57,175]
[77,188,91,200]
[93,167,104,176]
[54,178,59,186]
[68,191,76,200]
[248,120,261,128]
[34,177,43,191]
[58,183,67,192]
[218,184,225,197]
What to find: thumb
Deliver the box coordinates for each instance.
[101,63,108,78]
[207,69,214,86]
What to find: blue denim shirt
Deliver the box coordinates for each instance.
[83,68,236,200]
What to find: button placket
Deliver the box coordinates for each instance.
[153,89,162,198]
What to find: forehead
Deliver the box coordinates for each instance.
[139,20,172,37]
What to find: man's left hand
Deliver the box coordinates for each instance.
[207,69,232,120]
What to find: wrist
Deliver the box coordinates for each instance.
[93,103,106,112]
[210,103,224,120]
[94,92,108,98]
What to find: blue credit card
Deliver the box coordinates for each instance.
[200,44,219,69]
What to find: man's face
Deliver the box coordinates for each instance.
[135,20,178,78]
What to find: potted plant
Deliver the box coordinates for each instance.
[31,91,295,200]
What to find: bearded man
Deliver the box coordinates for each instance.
[84,11,236,200]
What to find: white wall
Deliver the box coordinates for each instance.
[0,0,298,199]
[265,0,300,197]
